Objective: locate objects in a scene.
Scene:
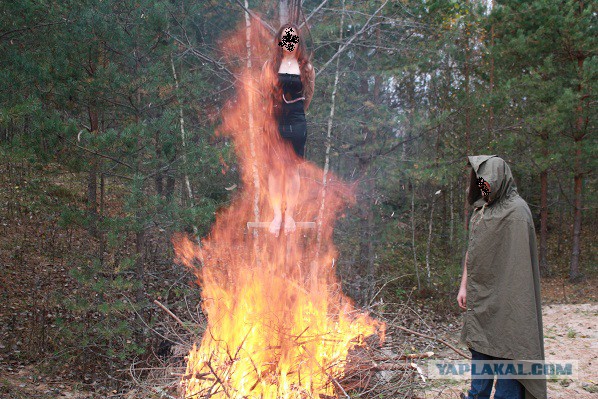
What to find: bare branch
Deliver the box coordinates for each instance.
[300,0,330,28]
[392,324,469,359]
[165,30,235,79]
[71,139,133,170]
[152,299,196,336]
[316,0,389,78]
[230,0,276,34]
[0,20,71,41]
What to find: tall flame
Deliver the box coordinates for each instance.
[173,20,382,399]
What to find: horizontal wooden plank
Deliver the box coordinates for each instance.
[246,221,316,229]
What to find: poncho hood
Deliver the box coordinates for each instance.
[462,155,547,399]
[467,155,518,207]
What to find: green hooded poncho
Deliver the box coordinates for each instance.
[461,155,547,399]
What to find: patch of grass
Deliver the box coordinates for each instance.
[425,377,463,388]
[547,376,559,384]
[559,378,572,387]
[47,184,77,200]
[582,382,598,394]
[566,328,576,338]
[543,326,556,339]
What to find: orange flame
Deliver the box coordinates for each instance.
[173,20,383,399]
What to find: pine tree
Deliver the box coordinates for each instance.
[491,0,596,281]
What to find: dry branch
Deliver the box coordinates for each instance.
[315,0,389,78]
[231,0,276,34]
[393,325,469,359]
[152,299,196,336]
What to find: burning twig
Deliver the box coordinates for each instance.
[204,354,233,399]
[299,344,350,399]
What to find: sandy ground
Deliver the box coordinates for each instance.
[423,303,598,399]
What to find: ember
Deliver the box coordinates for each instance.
[173,20,383,399]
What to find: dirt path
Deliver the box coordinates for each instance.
[542,303,597,398]
[423,303,598,398]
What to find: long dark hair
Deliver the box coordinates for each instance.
[269,23,311,86]
[468,167,483,205]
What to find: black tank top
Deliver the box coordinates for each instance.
[278,73,306,125]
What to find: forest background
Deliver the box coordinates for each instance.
[0,0,595,395]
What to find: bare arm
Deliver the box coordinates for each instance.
[457,251,468,310]
[303,63,315,111]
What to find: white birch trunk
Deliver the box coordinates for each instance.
[313,0,345,286]
[170,54,204,265]
[279,0,289,26]
[170,55,194,203]
[244,0,261,240]
[425,197,436,286]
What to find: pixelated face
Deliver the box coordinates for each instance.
[278,27,299,52]
[477,177,491,198]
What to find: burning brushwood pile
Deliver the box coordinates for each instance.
[170,22,441,399]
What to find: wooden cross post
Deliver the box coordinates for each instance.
[246,221,316,229]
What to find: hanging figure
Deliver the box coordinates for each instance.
[261,23,315,236]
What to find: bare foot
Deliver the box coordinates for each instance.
[284,214,296,235]
[269,214,282,236]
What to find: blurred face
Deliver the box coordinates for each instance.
[278,27,299,53]
[477,177,491,201]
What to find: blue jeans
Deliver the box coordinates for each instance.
[467,349,524,399]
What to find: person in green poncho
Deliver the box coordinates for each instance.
[457,156,547,399]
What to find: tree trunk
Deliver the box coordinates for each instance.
[570,142,583,281]
[279,0,289,26]
[488,0,495,134]
[425,198,435,287]
[556,189,563,254]
[135,220,145,303]
[87,107,99,237]
[99,170,105,266]
[171,53,204,263]
[279,0,301,26]
[449,183,454,249]
[403,75,415,161]
[366,194,375,303]
[569,55,586,282]
[539,168,549,276]
[245,0,262,256]
[463,2,472,230]
[171,55,194,204]
[411,182,420,291]
[314,0,344,286]
[154,130,163,196]
[85,40,107,238]
[165,173,175,200]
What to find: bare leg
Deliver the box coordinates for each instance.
[268,171,283,236]
[284,166,300,235]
